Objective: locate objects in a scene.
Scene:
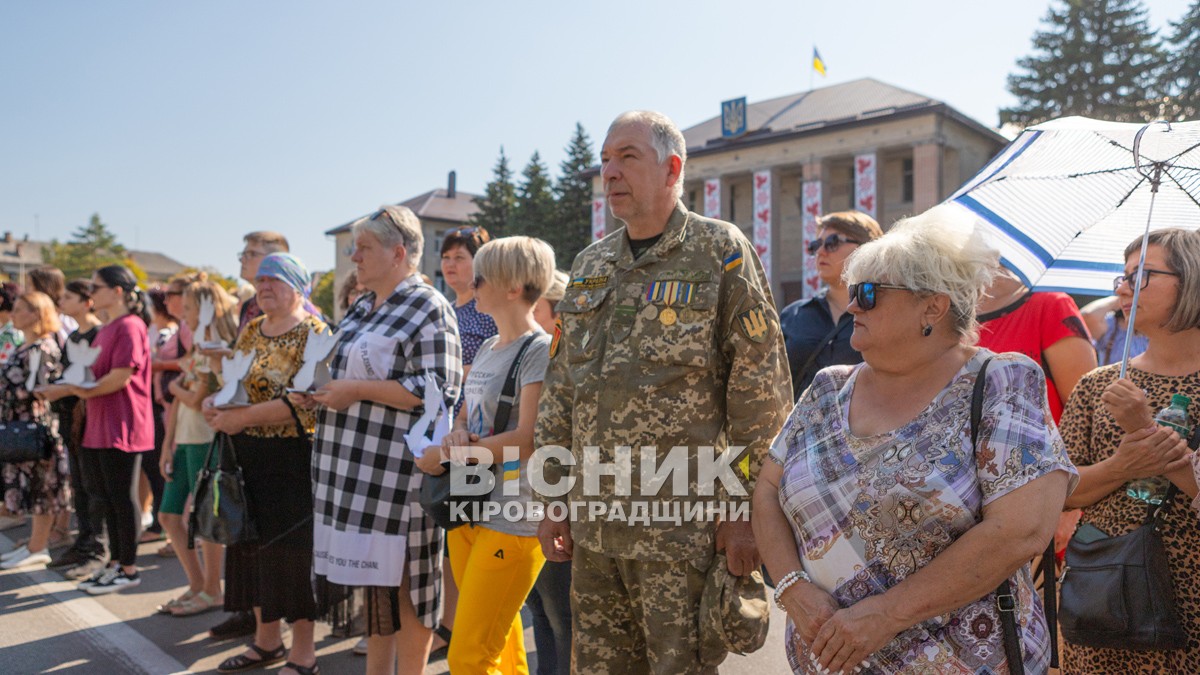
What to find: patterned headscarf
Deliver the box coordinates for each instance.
[256,253,312,297]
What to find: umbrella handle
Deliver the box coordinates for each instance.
[1132,120,1172,189]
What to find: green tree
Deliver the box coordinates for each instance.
[1162,0,1200,120]
[470,147,517,237]
[311,271,335,320]
[42,213,132,280]
[553,123,596,269]
[514,151,557,244]
[1002,0,1165,126]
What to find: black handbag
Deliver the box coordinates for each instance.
[0,420,53,464]
[188,432,258,548]
[421,335,537,530]
[1059,483,1187,651]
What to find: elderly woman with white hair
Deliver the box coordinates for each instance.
[300,205,462,675]
[752,207,1078,674]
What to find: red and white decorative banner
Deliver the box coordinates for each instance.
[753,170,772,282]
[591,198,606,241]
[703,178,721,218]
[802,180,823,298]
[854,153,877,217]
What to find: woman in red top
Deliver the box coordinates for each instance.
[43,265,154,594]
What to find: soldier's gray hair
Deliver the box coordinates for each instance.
[610,110,687,200]
[353,204,424,271]
[844,204,999,344]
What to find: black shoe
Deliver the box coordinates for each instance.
[47,545,98,569]
[209,611,256,641]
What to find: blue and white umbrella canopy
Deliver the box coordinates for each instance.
[945,117,1200,295]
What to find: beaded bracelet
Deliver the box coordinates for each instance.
[773,569,812,610]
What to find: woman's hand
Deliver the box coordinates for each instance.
[287,391,317,410]
[34,384,71,402]
[779,582,840,646]
[810,594,901,675]
[310,380,360,411]
[159,441,176,482]
[1110,425,1189,480]
[444,430,482,465]
[198,345,233,361]
[414,447,447,475]
[206,407,248,436]
[1101,378,1154,433]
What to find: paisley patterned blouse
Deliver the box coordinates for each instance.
[769,350,1077,674]
[1,337,69,515]
[232,314,325,438]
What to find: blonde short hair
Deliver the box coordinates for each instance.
[243,231,290,254]
[474,237,556,305]
[543,270,569,304]
[17,291,62,341]
[845,204,998,343]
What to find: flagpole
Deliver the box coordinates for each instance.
[810,44,814,91]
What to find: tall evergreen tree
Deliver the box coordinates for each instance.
[470,147,516,237]
[552,123,596,269]
[42,213,135,280]
[1162,0,1200,120]
[514,152,557,244]
[1002,0,1165,126]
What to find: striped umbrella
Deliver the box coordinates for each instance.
[945,117,1200,296]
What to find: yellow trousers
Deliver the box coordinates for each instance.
[447,525,546,675]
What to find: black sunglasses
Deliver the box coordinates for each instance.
[471,274,485,289]
[807,233,861,256]
[1113,268,1180,292]
[847,282,913,311]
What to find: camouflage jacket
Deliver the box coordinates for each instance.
[535,202,791,561]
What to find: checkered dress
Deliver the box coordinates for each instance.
[312,274,462,628]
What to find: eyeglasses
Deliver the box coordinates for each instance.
[847,282,914,311]
[807,233,862,256]
[470,274,485,290]
[238,249,266,262]
[1113,268,1180,292]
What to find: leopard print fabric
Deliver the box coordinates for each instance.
[1059,364,1200,673]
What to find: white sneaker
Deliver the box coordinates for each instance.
[78,565,117,590]
[141,511,153,529]
[1,548,51,569]
[86,567,141,595]
[1,545,29,562]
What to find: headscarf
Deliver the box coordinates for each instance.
[256,253,311,297]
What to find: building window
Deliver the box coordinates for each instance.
[730,184,737,222]
[848,166,856,210]
[902,158,914,203]
[688,189,697,212]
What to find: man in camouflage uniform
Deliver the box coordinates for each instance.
[535,110,791,674]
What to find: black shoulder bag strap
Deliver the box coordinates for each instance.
[970,356,1026,675]
[794,319,847,392]
[492,335,537,434]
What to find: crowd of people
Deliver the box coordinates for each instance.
[1,109,1198,675]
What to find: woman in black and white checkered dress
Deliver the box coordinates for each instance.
[301,205,462,674]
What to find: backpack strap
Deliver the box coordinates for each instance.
[491,334,537,434]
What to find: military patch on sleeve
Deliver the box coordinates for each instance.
[568,275,609,290]
[550,318,563,358]
[723,251,743,272]
[736,304,770,343]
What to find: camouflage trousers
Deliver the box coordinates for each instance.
[571,545,718,675]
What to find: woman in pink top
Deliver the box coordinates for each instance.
[42,265,154,595]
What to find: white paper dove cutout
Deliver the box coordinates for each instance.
[195,296,223,349]
[291,327,339,392]
[24,348,41,392]
[61,338,102,386]
[403,373,450,460]
[212,348,256,408]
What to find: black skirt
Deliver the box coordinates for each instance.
[223,433,317,623]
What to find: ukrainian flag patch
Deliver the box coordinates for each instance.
[502,459,520,482]
[723,251,743,271]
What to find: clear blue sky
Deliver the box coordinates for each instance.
[1,0,1191,278]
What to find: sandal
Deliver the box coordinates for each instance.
[170,591,222,617]
[156,543,177,558]
[157,590,196,615]
[217,643,286,673]
[281,661,320,675]
[427,624,451,662]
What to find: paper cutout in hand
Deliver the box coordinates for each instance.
[196,296,220,348]
[403,373,450,460]
[212,348,256,408]
[292,327,338,392]
[61,339,102,387]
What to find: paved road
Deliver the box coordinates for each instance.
[0,524,792,674]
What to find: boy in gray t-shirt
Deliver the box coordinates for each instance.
[459,330,550,537]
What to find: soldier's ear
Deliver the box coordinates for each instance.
[665,155,683,190]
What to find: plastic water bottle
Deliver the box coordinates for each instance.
[1127,394,1192,504]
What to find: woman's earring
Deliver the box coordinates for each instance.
[922,324,933,337]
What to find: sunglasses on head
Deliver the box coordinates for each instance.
[847,282,913,311]
[807,233,861,256]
